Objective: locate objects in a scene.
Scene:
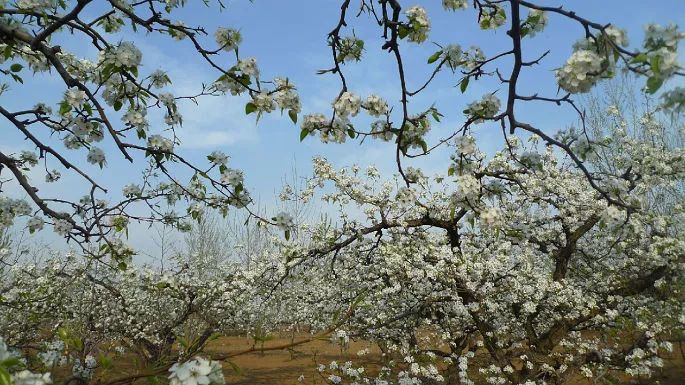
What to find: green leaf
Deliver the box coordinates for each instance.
[101,63,115,79]
[0,357,20,368]
[3,45,12,60]
[10,63,22,72]
[650,55,661,74]
[239,74,252,87]
[630,52,648,64]
[646,76,664,94]
[427,50,443,64]
[71,337,83,350]
[245,102,257,114]
[431,109,443,122]
[288,109,297,124]
[0,367,10,385]
[299,128,309,142]
[284,230,290,240]
[417,138,428,153]
[347,128,356,139]
[59,101,72,116]
[114,100,123,111]
[57,327,69,340]
[99,355,113,370]
[520,26,529,37]
[397,25,410,39]
[460,77,470,93]
[118,261,127,270]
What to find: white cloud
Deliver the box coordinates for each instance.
[174,95,260,150]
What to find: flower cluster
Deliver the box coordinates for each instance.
[404,6,430,43]
[299,113,328,141]
[214,27,242,51]
[251,92,276,113]
[273,77,301,113]
[15,0,55,10]
[556,49,603,93]
[333,92,361,118]
[479,6,506,30]
[443,0,468,11]
[337,36,364,62]
[169,357,225,385]
[479,207,502,229]
[273,212,295,231]
[442,44,462,70]
[523,9,548,38]
[237,57,259,77]
[53,219,74,236]
[148,135,174,153]
[64,87,86,108]
[220,168,243,187]
[453,174,480,203]
[455,135,478,156]
[661,86,685,114]
[465,94,501,122]
[0,197,32,227]
[461,46,486,71]
[122,184,142,198]
[362,95,388,117]
[398,115,431,151]
[87,147,106,167]
[72,355,97,378]
[208,151,229,166]
[100,41,142,69]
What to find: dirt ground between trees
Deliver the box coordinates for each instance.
[204,335,382,385]
[200,334,685,385]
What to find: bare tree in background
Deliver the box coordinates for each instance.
[180,162,320,271]
[144,223,179,273]
[583,73,685,215]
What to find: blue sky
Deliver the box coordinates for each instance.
[2,0,684,257]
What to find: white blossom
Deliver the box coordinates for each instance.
[465,94,500,122]
[443,0,468,11]
[214,27,242,51]
[273,212,295,231]
[333,92,361,117]
[556,50,603,93]
[53,219,73,236]
[405,6,430,43]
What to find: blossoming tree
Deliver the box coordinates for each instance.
[1,1,685,385]
[0,0,302,266]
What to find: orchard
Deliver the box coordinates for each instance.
[0,1,684,385]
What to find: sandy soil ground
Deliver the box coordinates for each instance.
[200,334,685,385]
[204,334,382,385]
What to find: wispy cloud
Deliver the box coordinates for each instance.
[174,95,260,150]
